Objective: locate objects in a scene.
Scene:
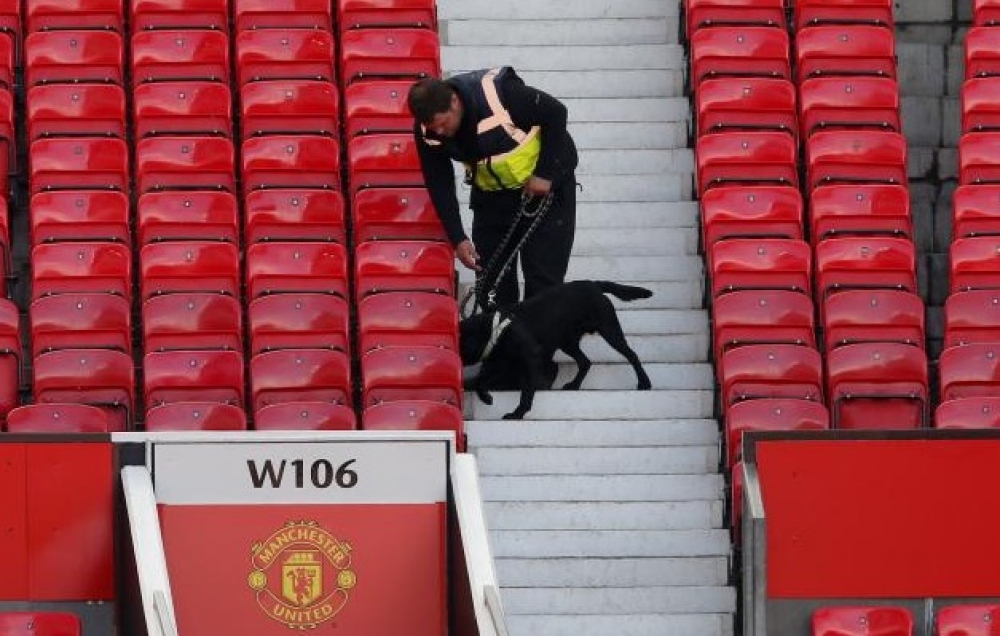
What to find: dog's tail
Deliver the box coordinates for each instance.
[599,281,654,302]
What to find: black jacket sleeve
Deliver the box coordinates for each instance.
[502,73,578,182]
[413,121,468,246]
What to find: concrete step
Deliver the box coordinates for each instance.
[507,613,734,636]
[565,97,691,123]
[500,585,737,614]
[571,122,689,150]
[491,69,685,99]
[475,445,719,475]
[437,0,679,20]
[441,44,685,72]
[466,418,721,448]
[462,201,700,229]
[457,280,704,309]
[444,18,676,46]
[495,556,729,587]
[535,332,707,365]
[572,226,698,256]
[459,257,704,283]
[479,473,724,502]
[466,389,714,420]
[491,530,731,558]
[578,148,694,174]
[550,362,714,391]
[483,501,723,530]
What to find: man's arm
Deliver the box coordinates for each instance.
[413,122,466,245]
[503,75,577,184]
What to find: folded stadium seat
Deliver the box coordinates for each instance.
[239,79,339,140]
[719,343,825,413]
[965,27,1000,80]
[360,345,463,409]
[234,0,333,31]
[337,0,438,33]
[26,83,125,140]
[958,133,1000,186]
[0,611,82,635]
[342,79,416,138]
[29,191,130,246]
[805,130,908,190]
[130,29,229,86]
[245,241,349,300]
[812,606,913,636]
[695,78,798,138]
[354,240,456,300]
[235,28,335,86]
[135,135,235,194]
[936,604,1000,636]
[794,26,896,84]
[0,3,18,42]
[974,0,1000,26]
[352,187,449,243]
[244,189,346,244]
[24,30,122,87]
[143,349,245,409]
[939,343,1000,402]
[826,342,929,429]
[822,289,925,351]
[711,289,817,362]
[248,293,350,355]
[949,236,1000,293]
[136,190,239,245]
[132,81,233,138]
[814,236,917,307]
[685,0,786,34]
[695,131,798,193]
[130,0,229,33]
[0,33,13,88]
[29,292,132,356]
[144,402,247,431]
[699,185,804,247]
[362,400,465,451]
[793,0,894,30]
[952,184,1000,238]
[962,77,1000,135]
[934,397,1000,430]
[6,403,112,433]
[253,401,357,431]
[725,398,829,468]
[688,27,791,85]
[0,298,20,420]
[141,292,243,352]
[339,27,441,85]
[357,291,459,354]
[808,184,912,244]
[28,137,129,195]
[798,76,901,138]
[26,0,124,32]
[944,290,1000,348]
[139,241,240,301]
[250,349,353,412]
[240,135,340,193]
[30,241,132,301]
[348,132,424,196]
[708,237,813,298]
[33,348,135,430]
[0,87,12,164]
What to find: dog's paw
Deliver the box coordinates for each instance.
[502,411,525,420]
[638,379,652,391]
[561,381,582,391]
[476,391,494,405]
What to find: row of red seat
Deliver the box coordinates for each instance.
[812,603,1000,636]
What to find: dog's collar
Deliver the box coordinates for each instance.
[480,312,512,361]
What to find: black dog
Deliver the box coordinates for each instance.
[460,280,654,419]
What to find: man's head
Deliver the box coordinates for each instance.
[408,78,463,138]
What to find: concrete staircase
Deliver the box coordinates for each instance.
[437,1,736,634]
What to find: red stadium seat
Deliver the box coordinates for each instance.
[343,79,416,138]
[360,345,463,408]
[936,604,1000,636]
[974,0,1000,26]
[695,131,798,193]
[962,77,1000,134]
[240,80,339,139]
[822,289,924,351]
[131,0,229,32]
[808,184,912,243]
[949,236,1000,293]
[952,184,1000,238]
[253,402,357,431]
[812,606,913,636]
[794,0,894,30]
[0,612,82,635]
[354,240,456,299]
[248,293,350,355]
[29,137,129,195]
[0,297,19,419]
[235,29,335,85]
[352,187,448,243]
[695,78,797,138]
[814,236,917,304]
[685,0,786,33]
[25,30,123,87]
[250,349,353,411]
[826,342,928,429]
[30,241,132,301]
[959,132,1000,186]
[357,291,459,353]
[29,190,130,246]
[719,343,825,410]
[136,191,239,245]
[944,289,1000,348]
[142,292,243,352]
[339,27,440,85]
[362,400,465,451]
[144,401,247,431]
[935,398,1000,430]
[348,132,424,195]
[234,0,333,31]
[689,26,791,84]
[795,26,896,83]
[139,241,240,301]
[241,135,340,192]
[700,185,803,247]
[131,29,229,86]
[0,2,19,41]
[33,348,135,430]
[133,81,233,138]
[245,241,349,300]
[135,135,236,194]
[712,289,817,361]
[6,403,112,433]
[244,189,346,244]
[338,0,437,33]
[0,33,14,89]
[806,130,907,190]
[709,238,812,297]
[26,0,124,33]
[724,398,829,468]
[0,87,13,162]
[939,343,1000,402]
[966,27,1000,80]
[30,292,131,356]
[798,76,901,137]
[27,83,126,140]
[144,349,245,409]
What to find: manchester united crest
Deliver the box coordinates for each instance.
[248,520,357,629]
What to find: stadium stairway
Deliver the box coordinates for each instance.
[437,0,736,634]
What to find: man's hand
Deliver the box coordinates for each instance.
[524,176,552,198]
[456,238,481,271]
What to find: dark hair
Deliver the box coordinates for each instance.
[407,78,455,124]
